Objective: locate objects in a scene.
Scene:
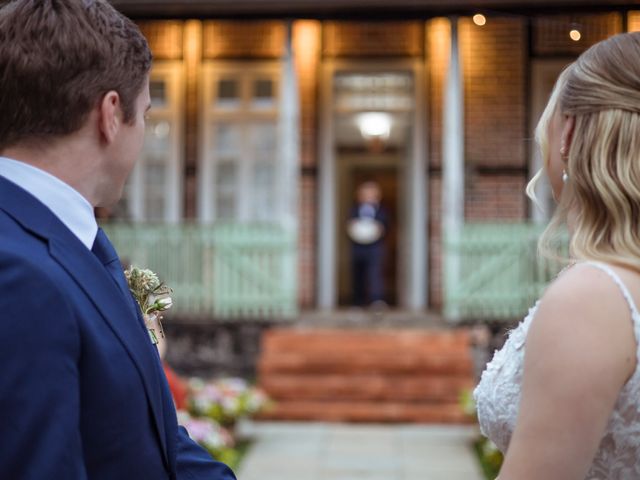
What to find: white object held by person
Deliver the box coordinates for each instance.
[347,217,384,245]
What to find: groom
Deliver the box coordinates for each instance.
[0,1,236,479]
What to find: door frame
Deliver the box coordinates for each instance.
[317,58,428,310]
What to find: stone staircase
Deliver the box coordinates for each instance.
[257,328,475,423]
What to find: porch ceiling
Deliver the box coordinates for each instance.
[110,0,640,19]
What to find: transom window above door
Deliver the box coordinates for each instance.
[333,71,414,151]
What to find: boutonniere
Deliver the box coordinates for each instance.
[124,266,173,345]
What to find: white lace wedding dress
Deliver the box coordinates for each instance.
[474,262,640,479]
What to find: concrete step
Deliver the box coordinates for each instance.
[257,328,475,423]
[259,351,473,375]
[262,329,470,353]
[259,400,472,423]
[260,374,475,402]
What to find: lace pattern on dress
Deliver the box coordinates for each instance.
[473,262,640,480]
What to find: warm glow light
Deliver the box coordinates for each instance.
[357,112,392,140]
[570,29,582,41]
[473,14,487,26]
[294,20,321,70]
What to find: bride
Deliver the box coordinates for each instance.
[474,32,640,479]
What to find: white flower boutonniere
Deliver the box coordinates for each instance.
[124,266,173,345]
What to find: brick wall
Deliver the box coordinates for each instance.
[533,13,622,56]
[428,175,443,308]
[460,17,527,169]
[426,19,448,308]
[298,175,317,307]
[323,21,424,58]
[138,21,184,60]
[465,175,527,220]
[183,21,201,219]
[294,21,321,308]
[628,11,640,32]
[202,21,285,59]
[427,18,449,170]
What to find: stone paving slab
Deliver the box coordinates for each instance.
[236,422,485,480]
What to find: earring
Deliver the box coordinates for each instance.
[562,170,569,184]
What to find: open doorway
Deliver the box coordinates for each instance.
[318,64,427,310]
[337,156,401,306]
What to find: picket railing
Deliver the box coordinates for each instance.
[101,223,297,320]
[444,223,568,321]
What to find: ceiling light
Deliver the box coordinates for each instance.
[357,112,392,140]
[473,14,487,26]
[569,29,581,41]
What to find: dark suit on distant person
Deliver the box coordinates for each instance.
[349,202,389,306]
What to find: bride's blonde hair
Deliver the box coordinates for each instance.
[528,32,640,271]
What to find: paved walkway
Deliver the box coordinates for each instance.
[236,422,485,480]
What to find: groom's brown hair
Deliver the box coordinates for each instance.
[0,0,152,150]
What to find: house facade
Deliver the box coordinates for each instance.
[103,0,640,320]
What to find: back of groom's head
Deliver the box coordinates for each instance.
[0,0,152,151]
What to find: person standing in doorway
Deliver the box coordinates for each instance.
[347,181,389,308]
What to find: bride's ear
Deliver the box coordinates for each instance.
[561,115,575,159]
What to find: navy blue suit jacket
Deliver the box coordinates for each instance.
[0,176,237,479]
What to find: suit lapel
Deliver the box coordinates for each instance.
[0,176,169,466]
[49,239,169,465]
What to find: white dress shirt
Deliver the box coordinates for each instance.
[0,156,98,249]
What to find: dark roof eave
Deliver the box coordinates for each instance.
[109,0,640,20]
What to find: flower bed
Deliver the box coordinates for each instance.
[176,376,271,472]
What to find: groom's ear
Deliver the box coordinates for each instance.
[97,91,122,144]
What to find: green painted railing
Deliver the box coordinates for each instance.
[444,223,568,322]
[102,223,297,320]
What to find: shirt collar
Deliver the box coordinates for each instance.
[0,156,98,249]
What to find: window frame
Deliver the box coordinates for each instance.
[198,61,282,223]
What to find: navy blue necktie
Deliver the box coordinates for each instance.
[91,227,132,301]
[91,228,148,333]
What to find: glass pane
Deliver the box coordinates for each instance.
[216,161,237,219]
[150,80,167,108]
[252,78,275,109]
[214,124,241,159]
[251,162,276,221]
[249,123,277,162]
[145,163,165,186]
[145,120,171,156]
[334,72,414,111]
[144,164,166,221]
[216,78,240,109]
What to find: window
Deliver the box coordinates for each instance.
[117,62,184,223]
[199,62,284,223]
[216,78,241,109]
